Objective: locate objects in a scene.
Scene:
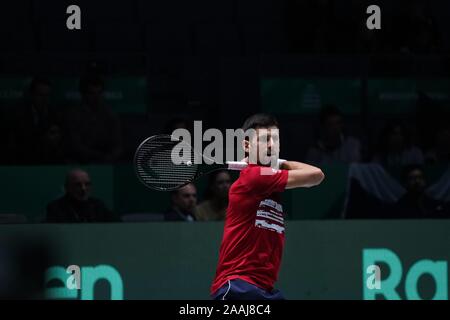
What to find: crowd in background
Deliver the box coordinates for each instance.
[0,73,448,223]
[0,0,449,223]
[3,74,449,167]
[2,74,122,165]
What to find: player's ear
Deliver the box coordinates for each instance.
[242,139,250,155]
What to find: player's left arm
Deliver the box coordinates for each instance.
[280,161,325,189]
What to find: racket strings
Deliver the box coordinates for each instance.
[135,135,198,191]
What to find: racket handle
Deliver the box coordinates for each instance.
[226,161,248,171]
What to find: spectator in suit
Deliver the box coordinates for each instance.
[46,169,116,223]
[8,77,68,164]
[195,170,231,221]
[164,183,197,222]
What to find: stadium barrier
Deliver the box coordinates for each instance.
[1,220,448,299]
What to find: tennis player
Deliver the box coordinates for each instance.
[211,113,325,300]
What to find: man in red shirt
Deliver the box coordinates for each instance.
[211,114,325,300]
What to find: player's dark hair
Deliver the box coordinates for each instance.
[242,113,279,131]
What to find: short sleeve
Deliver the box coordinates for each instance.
[244,166,288,197]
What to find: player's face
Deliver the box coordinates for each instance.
[247,126,280,166]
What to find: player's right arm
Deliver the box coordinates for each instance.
[281,161,325,189]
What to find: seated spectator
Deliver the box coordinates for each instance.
[372,120,424,167]
[392,165,448,219]
[425,124,450,164]
[65,74,122,164]
[46,169,116,223]
[195,170,231,221]
[8,77,68,164]
[164,183,197,222]
[305,105,361,165]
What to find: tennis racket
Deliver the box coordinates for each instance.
[134,134,248,191]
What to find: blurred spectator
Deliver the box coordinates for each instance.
[372,120,424,167]
[305,105,361,165]
[164,183,197,222]
[65,75,123,164]
[8,77,68,164]
[425,124,450,164]
[0,237,55,299]
[46,169,116,223]
[195,170,231,221]
[392,165,449,218]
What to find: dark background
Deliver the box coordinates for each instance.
[0,0,449,222]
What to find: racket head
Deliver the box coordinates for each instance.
[134,134,199,191]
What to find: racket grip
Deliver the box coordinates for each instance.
[226,161,248,171]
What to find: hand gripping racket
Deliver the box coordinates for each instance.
[134,134,248,191]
